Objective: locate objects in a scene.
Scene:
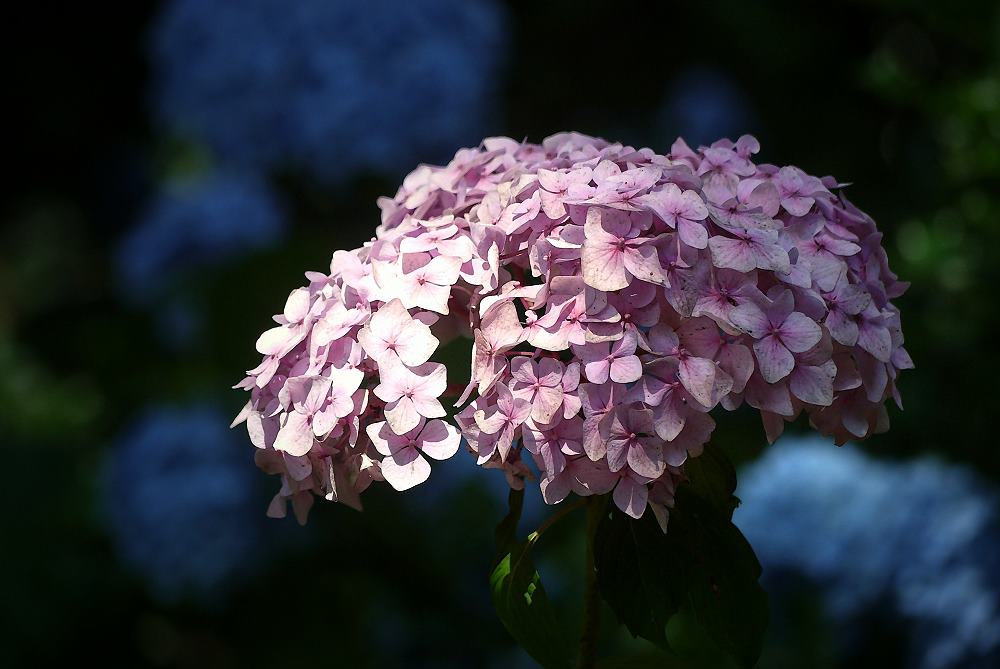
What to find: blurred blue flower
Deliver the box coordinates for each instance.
[735,436,1000,669]
[116,171,285,300]
[150,0,508,182]
[102,405,266,603]
[657,66,754,148]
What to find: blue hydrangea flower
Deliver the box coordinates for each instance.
[102,405,266,603]
[150,0,508,182]
[735,436,1000,669]
[657,66,754,149]
[116,171,285,300]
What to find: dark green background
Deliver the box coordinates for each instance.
[2,1,997,667]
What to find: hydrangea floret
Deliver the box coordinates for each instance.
[234,132,911,527]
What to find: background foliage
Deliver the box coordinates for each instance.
[2,1,998,667]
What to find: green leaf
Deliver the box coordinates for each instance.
[494,488,524,558]
[596,651,692,669]
[489,489,573,669]
[668,487,768,668]
[593,444,769,668]
[593,502,680,649]
[680,442,739,518]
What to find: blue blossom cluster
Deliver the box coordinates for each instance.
[116,172,285,301]
[150,0,508,182]
[657,66,754,149]
[735,437,1000,669]
[102,405,268,602]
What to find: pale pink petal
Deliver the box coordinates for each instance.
[311,407,340,437]
[677,218,708,249]
[571,459,619,496]
[536,358,564,387]
[510,357,537,385]
[622,245,664,285]
[420,255,463,285]
[365,421,397,457]
[411,362,448,398]
[745,375,794,416]
[626,440,665,479]
[328,365,364,395]
[385,396,421,434]
[753,242,791,273]
[720,344,754,394]
[729,302,770,338]
[858,322,892,362]
[474,406,509,435]
[540,472,572,505]
[273,411,314,457]
[266,494,287,520]
[678,356,718,408]
[394,320,439,367]
[581,240,627,290]
[780,312,823,353]
[826,309,859,346]
[256,325,294,356]
[510,397,533,425]
[282,452,312,481]
[613,477,648,519]
[679,190,709,220]
[783,195,814,217]
[790,364,835,406]
[405,280,452,314]
[372,375,404,403]
[612,331,639,357]
[653,403,686,442]
[709,236,755,272]
[581,208,630,290]
[418,420,461,460]
[291,492,314,525]
[583,359,611,384]
[411,396,446,420]
[753,335,795,383]
[381,447,431,491]
[810,253,845,292]
[532,385,565,424]
[609,355,642,384]
[246,412,277,449]
[605,438,628,473]
[328,392,356,419]
[283,288,311,323]
[538,443,567,478]
[582,416,606,460]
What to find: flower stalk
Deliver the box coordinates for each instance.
[578,495,606,669]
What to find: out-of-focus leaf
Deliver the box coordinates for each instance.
[596,651,692,668]
[489,488,573,669]
[670,487,768,668]
[680,443,739,518]
[594,444,768,668]
[593,500,678,649]
[494,488,524,557]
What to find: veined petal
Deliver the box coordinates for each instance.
[754,335,795,383]
[381,447,431,491]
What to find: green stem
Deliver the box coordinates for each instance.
[578,496,605,669]
[527,496,586,543]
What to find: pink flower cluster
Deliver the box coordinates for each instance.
[234,132,911,526]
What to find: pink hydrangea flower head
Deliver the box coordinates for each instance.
[234,131,910,524]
